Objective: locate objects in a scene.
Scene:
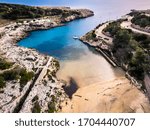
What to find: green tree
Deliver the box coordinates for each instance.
[129,48,146,80]
[114,29,131,44]
[20,69,34,86]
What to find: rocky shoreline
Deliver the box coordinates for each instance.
[0,8,94,113]
[78,13,150,112]
[80,14,150,91]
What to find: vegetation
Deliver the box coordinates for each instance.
[20,69,34,87]
[103,22,121,36]
[0,58,13,70]
[104,21,150,81]
[131,13,150,28]
[31,101,41,113]
[32,95,39,103]
[2,69,19,80]
[0,76,5,89]
[129,47,149,80]
[62,10,81,18]
[48,95,57,113]
[31,95,41,113]
[0,3,82,20]
[0,58,13,89]
[53,59,60,70]
[0,63,34,89]
[48,102,56,113]
[85,30,97,41]
[133,33,150,49]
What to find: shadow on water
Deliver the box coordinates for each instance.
[82,40,112,59]
[82,42,102,56]
[63,77,78,99]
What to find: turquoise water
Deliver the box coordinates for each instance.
[18,0,150,61]
[19,17,100,60]
[18,0,150,87]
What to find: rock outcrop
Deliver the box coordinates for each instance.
[0,7,93,113]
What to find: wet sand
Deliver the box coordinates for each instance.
[57,47,150,113]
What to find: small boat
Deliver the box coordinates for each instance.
[73,36,79,39]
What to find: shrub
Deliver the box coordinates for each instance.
[32,95,39,102]
[48,102,56,113]
[32,101,41,113]
[131,14,150,27]
[0,3,82,20]
[103,22,121,36]
[20,69,34,86]
[85,30,96,41]
[2,69,18,81]
[129,47,148,80]
[108,22,149,80]
[0,58,13,70]
[0,76,5,89]
[114,29,132,44]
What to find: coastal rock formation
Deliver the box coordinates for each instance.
[0,4,93,113]
[61,9,94,22]
[0,24,65,112]
[77,11,150,113]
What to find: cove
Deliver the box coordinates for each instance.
[18,17,100,60]
[17,0,150,112]
[18,15,124,89]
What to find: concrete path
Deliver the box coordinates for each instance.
[95,22,113,45]
[35,57,52,84]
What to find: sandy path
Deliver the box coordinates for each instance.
[95,22,113,44]
[120,16,150,36]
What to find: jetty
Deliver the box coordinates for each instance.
[96,48,117,67]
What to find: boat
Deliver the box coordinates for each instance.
[73,36,79,39]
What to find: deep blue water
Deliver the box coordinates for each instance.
[17,0,150,60]
[18,17,100,60]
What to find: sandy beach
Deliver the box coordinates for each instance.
[58,50,150,113]
[61,77,150,112]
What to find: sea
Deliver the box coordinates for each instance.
[10,0,150,88]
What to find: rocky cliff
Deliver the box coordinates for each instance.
[0,4,93,113]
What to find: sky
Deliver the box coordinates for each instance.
[1,0,150,14]
[0,0,104,8]
[0,0,107,11]
[0,0,87,6]
[1,0,150,7]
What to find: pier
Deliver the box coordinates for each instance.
[95,48,117,67]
